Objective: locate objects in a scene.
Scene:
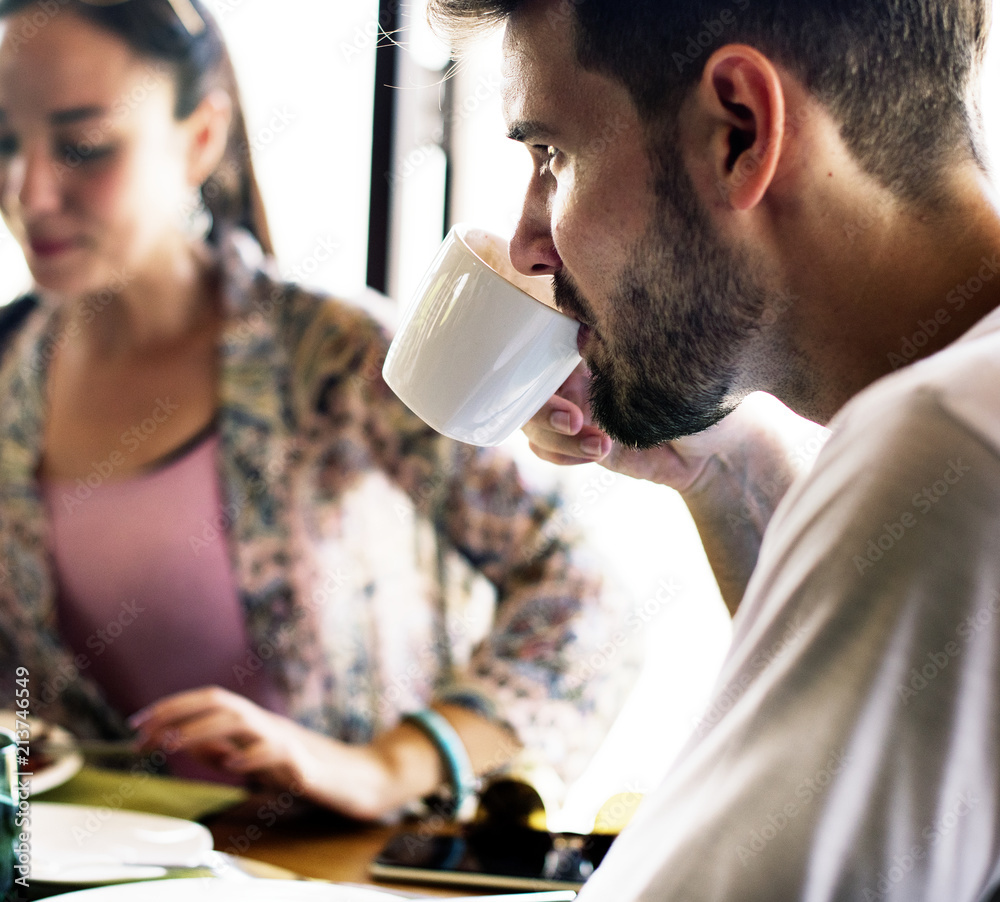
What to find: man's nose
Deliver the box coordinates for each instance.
[508,177,562,276]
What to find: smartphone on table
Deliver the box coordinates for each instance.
[369,823,616,892]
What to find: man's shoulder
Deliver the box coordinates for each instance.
[770,313,1000,557]
[748,309,1000,634]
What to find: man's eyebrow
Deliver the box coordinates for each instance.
[506,119,555,143]
[50,106,106,126]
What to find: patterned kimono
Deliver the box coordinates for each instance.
[0,231,636,783]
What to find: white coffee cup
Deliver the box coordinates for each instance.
[383,223,582,447]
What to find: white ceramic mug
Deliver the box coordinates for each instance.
[383,224,582,447]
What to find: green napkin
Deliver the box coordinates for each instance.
[34,765,248,821]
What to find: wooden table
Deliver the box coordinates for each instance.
[28,793,486,899]
[204,793,479,897]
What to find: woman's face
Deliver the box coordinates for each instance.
[0,11,198,296]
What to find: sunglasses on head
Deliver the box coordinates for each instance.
[78,0,205,35]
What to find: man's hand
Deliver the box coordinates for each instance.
[523,364,615,467]
[524,363,781,492]
[524,367,827,612]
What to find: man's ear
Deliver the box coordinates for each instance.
[184,88,233,187]
[693,44,785,211]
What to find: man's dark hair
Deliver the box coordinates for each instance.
[428,0,991,206]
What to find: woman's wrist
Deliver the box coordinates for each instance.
[401,709,478,819]
[348,718,450,819]
[289,708,519,821]
[278,724,407,821]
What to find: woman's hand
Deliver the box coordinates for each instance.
[131,690,517,821]
[130,687,405,820]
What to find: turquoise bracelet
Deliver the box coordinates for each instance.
[403,709,478,819]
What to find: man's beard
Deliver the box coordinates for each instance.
[555,153,770,449]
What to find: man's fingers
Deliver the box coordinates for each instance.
[526,396,585,436]
[556,361,592,410]
[527,442,593,467]
[578,432,613,458]
[527,438,610,467]
[524,426,612,463]
[549,409,576,434]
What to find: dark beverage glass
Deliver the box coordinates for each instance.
[0,729,18,900]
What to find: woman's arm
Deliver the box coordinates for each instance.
[324,317,638,789]
[132,688,517,820]
[278,299,636,810]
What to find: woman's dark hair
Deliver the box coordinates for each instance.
[0,0,274,254]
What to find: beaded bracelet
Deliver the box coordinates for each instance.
[403,709,478,819]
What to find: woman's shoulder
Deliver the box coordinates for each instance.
[221,229,399,421]
[257,278,394,425]
[278,283,389,373]
[221,229,389,362]
[280,283,387,345]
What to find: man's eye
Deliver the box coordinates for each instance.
[0,135,17,157]
[532,144,560,174]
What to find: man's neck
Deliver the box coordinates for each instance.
[768,166,1000,424]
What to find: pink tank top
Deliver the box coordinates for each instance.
[41,429,285,779]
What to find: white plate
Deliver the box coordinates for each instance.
[0,710,84,794]
[47,878,406,900]
[31,802,215,885]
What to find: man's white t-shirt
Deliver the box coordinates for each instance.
[580,306,1000,901]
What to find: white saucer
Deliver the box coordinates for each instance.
[31,802,214,885]
[47,878,406,900]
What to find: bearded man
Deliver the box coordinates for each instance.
[428,1,1000,899]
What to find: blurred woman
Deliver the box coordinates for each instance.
[0,0,634,819]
